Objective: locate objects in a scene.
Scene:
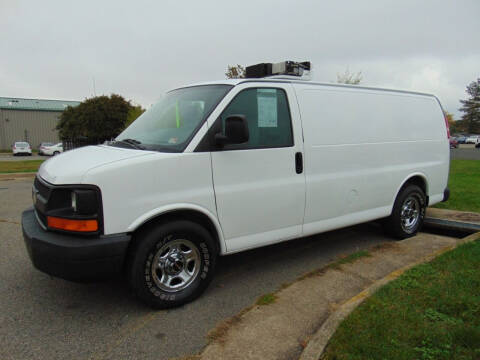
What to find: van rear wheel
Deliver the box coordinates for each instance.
[128,220,217,309]
[384,184,426,240]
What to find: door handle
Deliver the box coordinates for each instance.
[295,152,303,174]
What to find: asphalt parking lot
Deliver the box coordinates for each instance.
[451,144,480,160]
[0,178,394,360]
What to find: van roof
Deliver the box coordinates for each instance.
[179,78,436,98]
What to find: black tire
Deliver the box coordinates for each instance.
[53,151,60,156]
[128,220,217,309]
[384,184,426,240]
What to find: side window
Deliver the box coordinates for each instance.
[220,88,293,149]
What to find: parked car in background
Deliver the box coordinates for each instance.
[465,135,479,144]
[456,135,467,144]
[38,142,54,155]
[449,138,458,149]
[12,141,32,156]
[41,142,63,156]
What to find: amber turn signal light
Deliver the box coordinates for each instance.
[47,216,98,232]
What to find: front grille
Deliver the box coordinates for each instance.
[34,177,51,200]
[31,176,103,235]
[33,176,52,228]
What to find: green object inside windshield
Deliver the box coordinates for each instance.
[116,85,232,152]
[175,101,181,128]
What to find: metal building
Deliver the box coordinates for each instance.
[0,97,80,150]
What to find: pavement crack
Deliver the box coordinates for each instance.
[0,219,20,225]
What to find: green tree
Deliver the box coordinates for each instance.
[444,111,458,134]
[337,68,362,85]
[57,94,133,142]
[225,64,245,79]
[459,78,480,133]
[125,104,145,128]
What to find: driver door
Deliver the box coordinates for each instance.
[209,84,306,253]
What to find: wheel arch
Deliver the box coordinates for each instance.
[126,204,226,256]
[391,173,429,213]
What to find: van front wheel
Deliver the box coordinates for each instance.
[128,220,217,309]
[384,185,426,240]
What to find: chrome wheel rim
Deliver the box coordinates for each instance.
[400,195,421,233]
[151,239,201,292]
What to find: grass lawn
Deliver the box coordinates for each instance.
[434,159,480,213]
[323,238,480,360]
[0,160,44,173]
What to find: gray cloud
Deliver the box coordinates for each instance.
[1,0,479,118]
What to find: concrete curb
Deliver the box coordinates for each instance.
[424,217,480,233]
[426,207,480,226]
[299,231,480,360]
[0,172,36,180]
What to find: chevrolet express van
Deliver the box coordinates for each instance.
[22,62,450,308]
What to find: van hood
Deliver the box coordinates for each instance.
[38,145,156,184]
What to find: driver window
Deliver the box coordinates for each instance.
[220,88,293,149]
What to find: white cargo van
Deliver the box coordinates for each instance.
[22,61,450,308]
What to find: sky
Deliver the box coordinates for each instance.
[1,0,479,119]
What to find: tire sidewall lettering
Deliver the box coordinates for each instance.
[419,193,426,220]
[143,235,211,301]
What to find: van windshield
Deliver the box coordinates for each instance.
[114,85,232,152]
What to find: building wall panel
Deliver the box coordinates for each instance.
[0,109,61,149]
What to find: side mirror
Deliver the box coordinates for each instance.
[215,115,249,146]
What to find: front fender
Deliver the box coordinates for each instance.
[127,203,227,254]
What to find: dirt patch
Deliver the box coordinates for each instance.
[370,242,398,252]
[171,355,202,360]
[206,306,254,345]
[0,219,20,225]
[427,208,480,225]
[451,212,480,223]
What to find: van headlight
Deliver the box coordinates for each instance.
[70,189,98,215]
[43,187,102,234]
[71,191,77,212]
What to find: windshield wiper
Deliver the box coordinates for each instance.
[114,138,145,150]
